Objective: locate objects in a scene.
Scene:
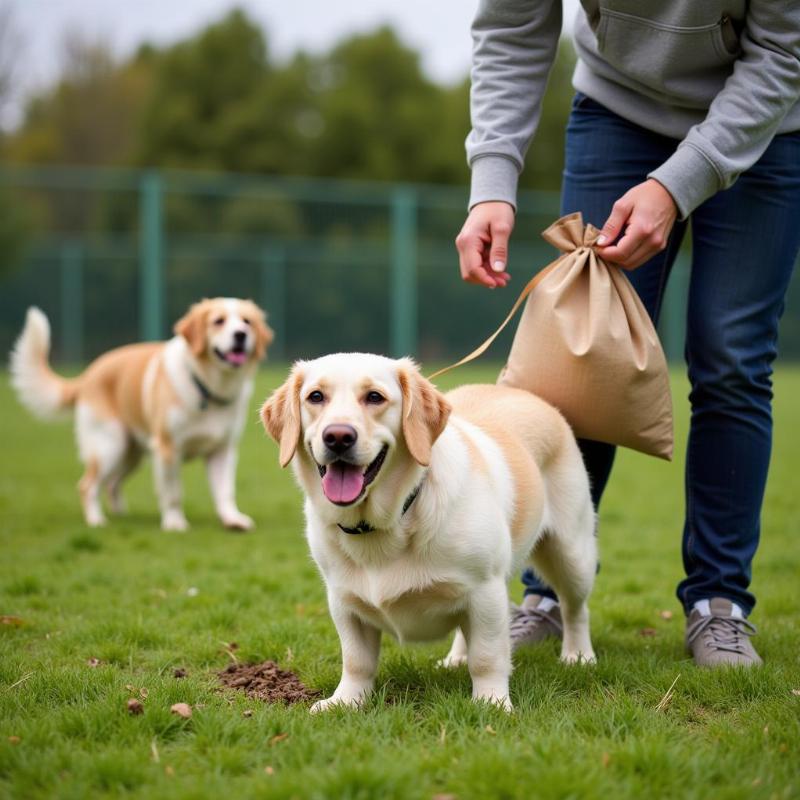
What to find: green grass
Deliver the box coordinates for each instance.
[1,365,799,800]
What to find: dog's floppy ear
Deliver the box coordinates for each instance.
[261,366,304,467]
[397,359,451,467]
[251,305,274,361]
[174,300,210,357]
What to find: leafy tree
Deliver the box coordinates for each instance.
[0,3,30,277]
[0,1,19,132]
[5,36,154,166]
[6,8,576,190]
[134,10,270,170]
[306,26,463,183]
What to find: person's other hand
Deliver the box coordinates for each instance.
[455,201,514,288]
[596,179,678,270]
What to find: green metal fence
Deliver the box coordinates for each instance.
[1,164,797,367]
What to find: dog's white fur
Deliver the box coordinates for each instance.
[262,353,596,711]
[11,298,272,531]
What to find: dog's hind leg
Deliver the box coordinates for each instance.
[530,455,597,664]
[439,628,468,668]
[76,404,129,527]
[106,445,142,514]
[206,442,254,531]
[530,524,596,663]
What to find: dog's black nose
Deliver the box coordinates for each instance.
[323,424,358,454]
[233,330,247,344]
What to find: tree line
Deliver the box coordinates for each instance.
[2,9,576,189]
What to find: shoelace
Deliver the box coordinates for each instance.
[686,614,757,655]
[509,605,563,636]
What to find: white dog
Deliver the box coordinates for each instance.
[11,298,272,531]
[261,353,596,711]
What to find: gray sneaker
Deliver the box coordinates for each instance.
[510,594,562,652]
[685,598,763,667]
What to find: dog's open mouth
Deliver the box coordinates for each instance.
[214,346,248,367]
[318,444,388,506]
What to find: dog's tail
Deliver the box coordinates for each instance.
[10,307,80,419]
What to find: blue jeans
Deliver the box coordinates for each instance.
[521,93,800,615]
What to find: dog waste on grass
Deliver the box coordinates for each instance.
[217,660,319,704]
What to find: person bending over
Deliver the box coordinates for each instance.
[455,0,800,666]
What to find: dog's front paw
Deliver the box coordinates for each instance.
[495,695,514,713]
[309,695,361,714]
[222,511,255,532]
[560,649,596,665]
[161,511,189,532]
[473,692,514,713]
[85,510,107,528]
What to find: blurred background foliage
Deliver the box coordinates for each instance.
[1,9,575,189]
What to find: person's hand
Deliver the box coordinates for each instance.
[455,201,514,288]
[596,179,678,270]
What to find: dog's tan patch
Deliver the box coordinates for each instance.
[456,425,490,476]
[118,344,165,431]
[448,385,552,545]
[76,343,163,426]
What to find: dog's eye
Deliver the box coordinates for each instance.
[365,391,385,405]
[242,318,251,326]
[307,390,325,404]
[213,317,225,326]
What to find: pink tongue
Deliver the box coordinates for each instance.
[322,462,365,504]
[226,351,247,365]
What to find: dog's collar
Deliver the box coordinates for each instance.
[190,372,233,411]
[337,481,423,536]
[337,520,377,535]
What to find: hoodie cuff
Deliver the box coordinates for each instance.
[469,155,520,211]
[648,144,723,220]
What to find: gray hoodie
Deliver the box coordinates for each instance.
[467,1,800,218]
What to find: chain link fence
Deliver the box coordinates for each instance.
[2,165,797,367]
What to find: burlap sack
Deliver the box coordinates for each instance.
[497,212,673,459]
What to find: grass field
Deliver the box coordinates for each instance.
[1,364,799,800]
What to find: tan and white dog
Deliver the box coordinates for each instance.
[261,353,597,711]
[11,298,272,531]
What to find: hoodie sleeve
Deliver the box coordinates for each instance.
[649,3,800,219]
[466,0,562,210]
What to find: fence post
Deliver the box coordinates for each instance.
[660,251,690,363]
[390,187,418,357]
[261,246,287,362]
[60,241,83,365]
[139,170,164,341]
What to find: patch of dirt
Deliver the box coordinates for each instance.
[218,661,319,705]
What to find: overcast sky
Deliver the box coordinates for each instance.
[4,0,580,129]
